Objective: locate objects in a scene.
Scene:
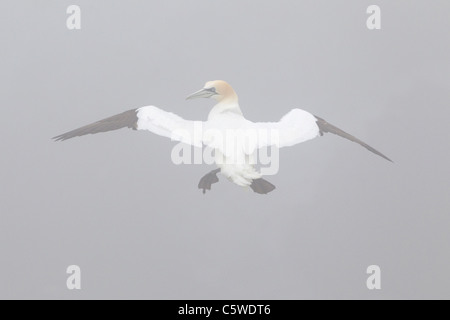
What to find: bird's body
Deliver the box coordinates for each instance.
[54,80,392,194]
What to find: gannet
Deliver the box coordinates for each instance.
[53,80,392,194]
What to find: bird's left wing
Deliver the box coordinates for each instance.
[255,108,392,162]
[53,106,203,147]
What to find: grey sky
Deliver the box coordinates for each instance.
[0,0,449,299]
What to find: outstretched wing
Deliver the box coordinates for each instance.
[256,108,392,162]
[53,106,203,147]
[314,115,392,162]
[53,109,139,141]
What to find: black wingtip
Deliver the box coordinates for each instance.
[315,115,393,163]
[51,108,140,143]
[366,147,393,163]
[52,134,70,142]
[383,155,394,163]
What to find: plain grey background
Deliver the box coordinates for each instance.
[0,0,449,299]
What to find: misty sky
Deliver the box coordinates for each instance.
[0,0,449,299]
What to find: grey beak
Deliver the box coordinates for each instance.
[186,88,217,100]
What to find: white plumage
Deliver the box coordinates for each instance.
[54,80,391,194]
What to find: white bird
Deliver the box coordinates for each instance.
[53,80,392,194]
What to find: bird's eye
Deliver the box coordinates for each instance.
[206,87,217,94]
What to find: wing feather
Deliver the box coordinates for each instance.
[53,109,139,141]
[255,108,392,162]
[315,115,392,162]
[53,106,203,147]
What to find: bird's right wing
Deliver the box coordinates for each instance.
[255,108,392,162]
[53,106,203,147]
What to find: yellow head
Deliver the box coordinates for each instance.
[186,80,238,104]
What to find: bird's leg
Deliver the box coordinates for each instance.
[198,169,221,194]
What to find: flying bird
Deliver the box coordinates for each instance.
[53,80,392,194]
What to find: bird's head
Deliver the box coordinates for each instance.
[186,80,238,103]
